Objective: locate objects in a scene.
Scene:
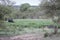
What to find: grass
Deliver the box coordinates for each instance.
[0,19,54,36]
[7,19,54,27]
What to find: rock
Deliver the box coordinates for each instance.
[8,18,14,23]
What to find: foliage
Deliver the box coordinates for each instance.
[40,0,60,24]
[0,4,12,29]
[0,19,54,36]
[40,0,60,33]
[20,3,30,12]
[0,5,11,19]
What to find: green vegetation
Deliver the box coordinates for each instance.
[0,19,54,36]
[20,3,30,12]
[40,0,60,34]
[0,0,60,37]
[6,19,54,28]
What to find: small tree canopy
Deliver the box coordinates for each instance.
[20,3,30,12]
[0,5,11,20]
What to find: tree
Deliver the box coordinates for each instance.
[0,5,12,29]
[0,0,16,20]
[20,3,30,12]
[0,0,15,29]
[40,0,60,34]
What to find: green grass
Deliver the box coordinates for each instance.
[0,19,54,36]
[6,19,54,28]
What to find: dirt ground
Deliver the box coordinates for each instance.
[0,33,60,40]
[0,33,43,40]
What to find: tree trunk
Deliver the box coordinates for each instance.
[54,26,58,34]
[0,20,5,28]
[52,16,58,34]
